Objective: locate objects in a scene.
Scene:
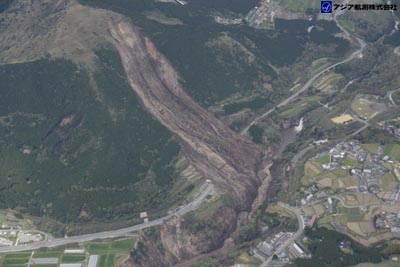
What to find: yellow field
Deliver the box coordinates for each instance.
[314,73,344,92]
[379,172,398,191]
[305,161,322,176]
[303,204,325,216]
[318,177,333,187]
[332,114,353,124]
[347,221,375,237]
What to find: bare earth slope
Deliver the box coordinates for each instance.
[109,21,263,209]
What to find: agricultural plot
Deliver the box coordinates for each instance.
[302,159,356,190]
[309,58,329,76]
[87,238,135,254]
[60,254,86,263]
[0,238,135,267]
[341,193,381,207]
[98,254,115,267]
[278,95,321,119]
[266,204,296,219]
[314,72,344,92]
[384,144,400,161]
[1,253,30,267]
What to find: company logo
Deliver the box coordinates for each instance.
[321,1,333,13]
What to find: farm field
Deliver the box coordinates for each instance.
[0,238,135,267]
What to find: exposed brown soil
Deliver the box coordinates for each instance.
[109,20,272,266]
[108,20,263,209]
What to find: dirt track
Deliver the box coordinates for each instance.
[109,21,263,208]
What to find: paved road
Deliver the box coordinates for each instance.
[242,0,366,136]
[259,202,304,267]
[242,34,365,136]
[0,183,214,253]
[387,88,400,106]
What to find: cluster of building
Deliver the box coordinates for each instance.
[288,242,307,259]
[245,0,276,28]
[374,210,400,233]
[253,232,293,261]
[382,123,400,139]
[319,140,362,170]
[253,231,309,264]
[317,141,397,194]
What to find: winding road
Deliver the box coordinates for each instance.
[387,88,400,106]
[242,0,366,136]
[0,183,214,253]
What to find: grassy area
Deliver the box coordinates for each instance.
[278,96,321,118]
[1,253,30,266]
[87,238,135,254]
[337,207,364,222]
[363,144,379,154]
[98,254,115,267]
[384,144,400,161]
[343,156,357,167]
[3,253,31,258]
[379,172,398,191]
[2,258,29,265]
[280,0,320,12]
[266,204,296,219]
[351,94,387,119]
[32,252,61,258]
[315,155,330,164]
[338,19,355,32]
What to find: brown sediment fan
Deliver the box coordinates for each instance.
[108,20,263,209]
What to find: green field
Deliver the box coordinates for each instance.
[1,253,30,266]
[280,0,320,12]
[98,254,115,267]
[362,144,379,154]
[88,238,135,254]
[343,156,356,167]
[0,238,135,267]
[384,144,400,161]
[338,19,355,32]
[315,155,331,164]
[61,254,86,263]
[32,252,61,258]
